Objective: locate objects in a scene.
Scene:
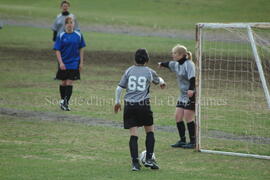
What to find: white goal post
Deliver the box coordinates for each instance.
[195,23,270,160]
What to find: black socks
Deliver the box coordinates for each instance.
[59,85,73,104]
[129,136,138,163]
[145,132,155,160]
[177,121,186,142]
[129,132,156,162]
[65,85,73,104]
[59,85,66,100]
[187,121,196,144]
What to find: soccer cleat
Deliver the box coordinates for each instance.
[144,159,159,170]
[60,99,67,111]
[131,161,141,171]
[171,140,186,148]
[182,142,195,149]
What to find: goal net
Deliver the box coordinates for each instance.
[195,23,270,159]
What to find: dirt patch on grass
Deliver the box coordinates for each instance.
[0,46,170,65]
[1,107,270,145]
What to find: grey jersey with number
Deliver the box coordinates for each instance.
[169,60,195,103]
[51,13,80,36]
[119,65,161,103]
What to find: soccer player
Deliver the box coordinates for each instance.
[114,48,166,171]
[51,0,80,42]
[54,17,86,111]
[158,44,196,149]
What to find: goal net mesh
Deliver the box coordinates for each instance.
[198,26,270,157]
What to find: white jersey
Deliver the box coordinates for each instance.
[119,65,161,103]
[168,60,195,103]
[51,13,80,36]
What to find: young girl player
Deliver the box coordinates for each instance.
[54,17,86,111]
[114,48,166,171]
[159,44,196,149]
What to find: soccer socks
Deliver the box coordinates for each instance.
[145,132,155,160]
[129,136,139,163]
[177,121,186,142]
[65,85,73,104]
[187,121,196,144]
[59,85,66,100]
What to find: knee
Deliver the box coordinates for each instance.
[61,80,67,86]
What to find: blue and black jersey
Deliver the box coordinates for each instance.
[53,31,86,70]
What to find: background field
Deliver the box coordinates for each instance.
[1,0,270,179]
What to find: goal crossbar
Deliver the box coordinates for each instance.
[197,22,270,29]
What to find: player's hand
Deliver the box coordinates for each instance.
[114,104,121,113]
[187,90,194,97]
[60,63,66,70]
[79,64,83,72]
[160,83,166,89]
[158,62,162,68]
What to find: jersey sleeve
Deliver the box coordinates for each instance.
[51,17,58,31]
[74,15,80,31]
[168,61,178,72]
[118,71,128,89]
[150,69,160,85]
[53,35,62,50]
[186,61,195,79]
[79,34,86,49]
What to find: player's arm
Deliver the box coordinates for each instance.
[187,62,196,97]
[79,48,84,72]
[188,77,195,97]
[158,61,170,68]
[114,71,128,113]
[78,33,86,72]
[158,77,166,89]
[114,86,123,113]
[55,51,66,70]
[150,69,166,89]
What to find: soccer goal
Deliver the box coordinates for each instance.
[195,23,270,160]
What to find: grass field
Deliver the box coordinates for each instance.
[1,0,270,179]
[1,0,270,30]
[1,115,270,180]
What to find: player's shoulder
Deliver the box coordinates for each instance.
[145,66,156,73]
[124,65,135,74]
[184,59,195,67]
[59,31,66,39]
[56,13,62,18]
[74,30,82,37]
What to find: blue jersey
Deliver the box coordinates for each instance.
[54,31,86,70]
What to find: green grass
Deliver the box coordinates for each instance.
[1,115,270,180]
[0,25,194,53]
[1,0,270,30]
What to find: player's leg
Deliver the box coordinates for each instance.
[59,80,67,110]
[144,125,159,169]
[182,109,196,148]
[129,127,140,171]
[64,79,73,110]
[144,125,155,160]
[171,107,186,147]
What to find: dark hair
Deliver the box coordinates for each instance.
[61,0,70,7]
[135,48,149,64]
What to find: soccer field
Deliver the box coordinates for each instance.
[1,0,270,179]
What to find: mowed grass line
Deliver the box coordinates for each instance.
[1,115,270,180]
[0,25,194,53]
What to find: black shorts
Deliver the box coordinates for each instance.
[123,100,153,129]
[176,95,195,111]
[56,69,80,80]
